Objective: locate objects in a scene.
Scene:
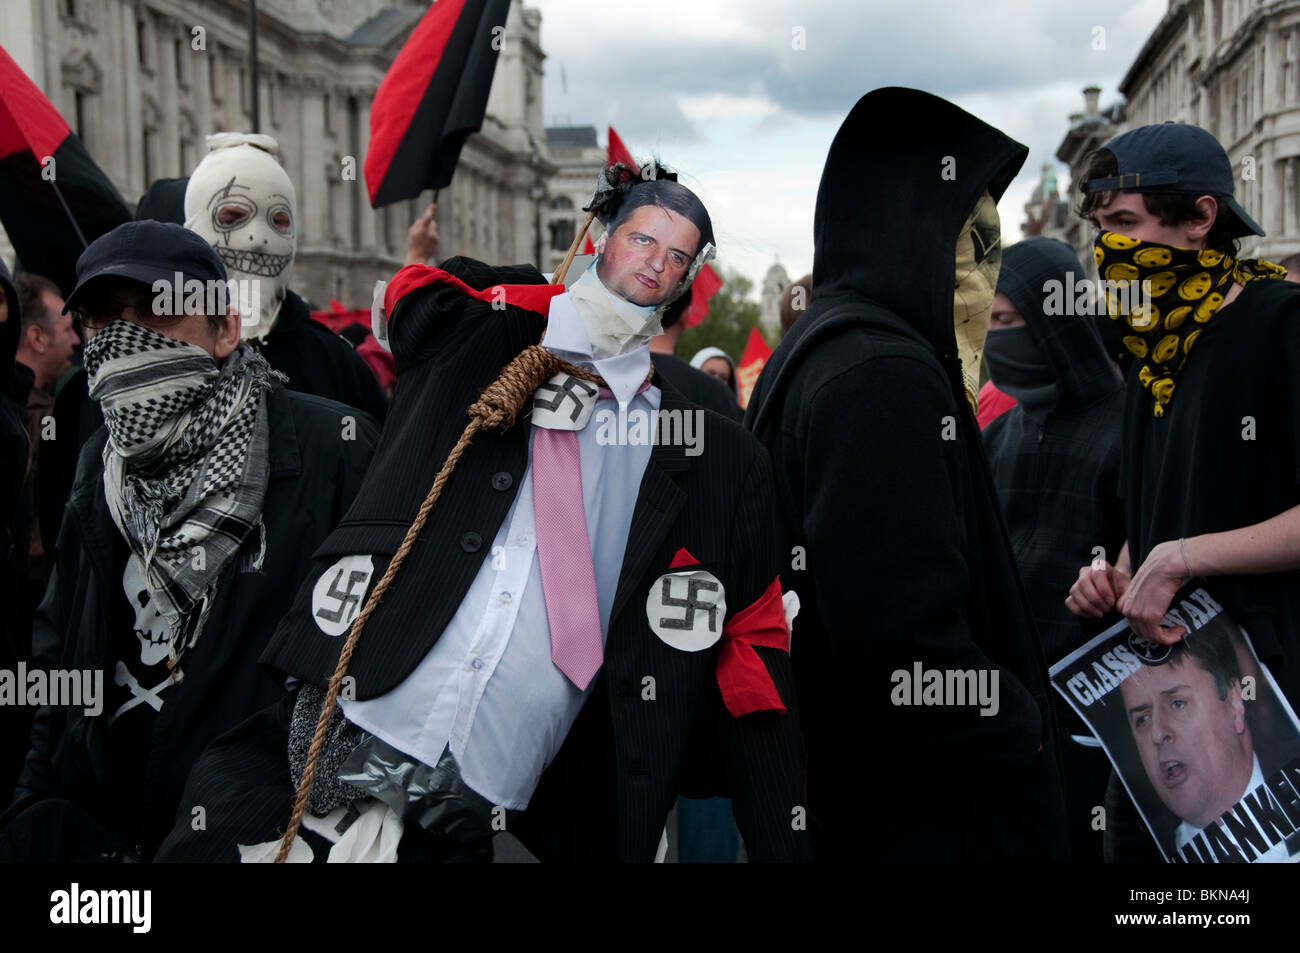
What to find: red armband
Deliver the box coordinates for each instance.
[717,576,790,717]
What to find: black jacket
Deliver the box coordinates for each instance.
[254,289,388,424]
[655,352,743,422]
[982,237,1126,667]
[176,257,809,863]
[745,88,1069,861]
[0,384,378,861]
[0,261,32,805]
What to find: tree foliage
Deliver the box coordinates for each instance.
[676,267,771,365]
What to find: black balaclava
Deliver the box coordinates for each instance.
[984,327,1056,417]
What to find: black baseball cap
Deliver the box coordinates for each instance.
[1084,121,1263,238]
[62,220,228,314]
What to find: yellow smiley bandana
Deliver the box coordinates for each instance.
[1093,231,1286,416]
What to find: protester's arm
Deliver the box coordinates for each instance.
[716,447,811,862]
[1066,539,1130,618]
[1120,504,1300,643]
[405,202,438,266]
[801,357,1045,765]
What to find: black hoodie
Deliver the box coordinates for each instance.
[982,237,1125,666]
[746,88,1069,861]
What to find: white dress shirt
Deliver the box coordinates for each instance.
[1174,755,1300,862]
[342,273,658,810]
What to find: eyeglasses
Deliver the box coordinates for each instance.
[71,295,190,334]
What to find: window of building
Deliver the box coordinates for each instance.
[239,66,248,114]
[175,37,189,89]
[142,128,157,188]
[324,92,334,136]
[73,89,89,144]
[179,112,196,174]
[137,16,153,72]
[209,49,223,105]
[1286,31,1297,103]
[550,196,573,210]
[270,73,281,128]
[550,219,574,251]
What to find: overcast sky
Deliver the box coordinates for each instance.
[534,0,1168,296]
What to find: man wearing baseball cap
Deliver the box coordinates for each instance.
[1065,123,1300,859]
[0,221,379,862]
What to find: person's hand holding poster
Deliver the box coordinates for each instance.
[1049,583,1300,862]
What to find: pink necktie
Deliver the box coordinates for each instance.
[533,425,603,690]
[532,378,652,690]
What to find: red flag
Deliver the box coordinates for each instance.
[682,263,721,328]
[607,126,636,170]
[582,232,595,255]
[736,327,773,409]
[0,43,131,295]
[364,0,512,208]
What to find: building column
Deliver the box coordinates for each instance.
[356,92,377,254]
[1285,158,1298,242]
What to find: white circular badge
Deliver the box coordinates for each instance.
[311,555,375,637]
[646,569,727,652]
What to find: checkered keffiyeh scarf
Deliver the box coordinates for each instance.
[84,320,283,674]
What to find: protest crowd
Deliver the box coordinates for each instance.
[4,9,1300,869]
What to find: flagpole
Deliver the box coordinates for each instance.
[552,209,595,285]
[48,179,88,249]
[248,0,260,133]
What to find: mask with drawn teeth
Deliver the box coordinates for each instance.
[216,247,293,278]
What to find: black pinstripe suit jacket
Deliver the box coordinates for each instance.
[260,257,810,862]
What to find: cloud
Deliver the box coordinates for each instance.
[531,0,1169,293]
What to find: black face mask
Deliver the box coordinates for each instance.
[983,326,1057,417]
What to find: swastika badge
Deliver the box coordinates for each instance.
[646,569,727,652]
[312,555,375,637]
[532,372,599,431]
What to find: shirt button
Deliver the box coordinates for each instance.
[461,532,483,553]
[491,471,513,491]
[471,658,484,670]
[500,592,512,603]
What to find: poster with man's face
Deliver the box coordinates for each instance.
[1049,584,1300,863]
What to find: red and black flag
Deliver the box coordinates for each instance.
[607,126,636,170]
[0,44,132,295]
[365,0,513,208]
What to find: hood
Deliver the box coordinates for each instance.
[994,237,1119,410]
[0,257,20,392]
[811,88,1025,353]
[135,177,190,225]
[688,346,739,395]
[749,87,1026,432]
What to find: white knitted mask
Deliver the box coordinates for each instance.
[185,133,296,341]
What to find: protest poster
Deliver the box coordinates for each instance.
[1049,583,1300,863]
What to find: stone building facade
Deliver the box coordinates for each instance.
[1050,0,1300,270]
[541,125,606,274]
[1,0,569,308]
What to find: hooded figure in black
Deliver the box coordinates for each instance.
[981,237,1125,862]
[982,237,1125,662]
[746,87,1069,861]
